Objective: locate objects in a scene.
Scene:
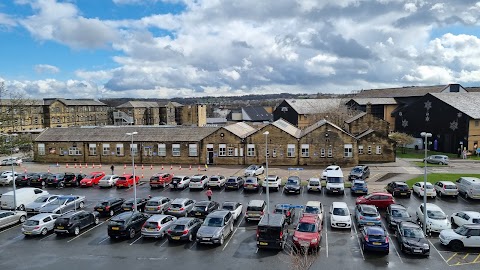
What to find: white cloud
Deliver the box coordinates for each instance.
[403,66,453,83]
[34,64,60,74]
[403,3,417,12]
[221,69,241,81]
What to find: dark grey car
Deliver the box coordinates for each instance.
[196,210,234,245]
[348,165,370,181]
[166,217,203,242]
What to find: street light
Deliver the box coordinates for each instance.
[4,134,17,210]
[263,131,270,219]
[126,132,138,212]
[421,131,432,235]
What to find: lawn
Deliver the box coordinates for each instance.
[396,148,457,159]
[411,161,449,167]
[406,173,480,187]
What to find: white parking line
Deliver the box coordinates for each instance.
[325,220,329,257]
[189,241,197,250]
[428,239,448,263]
[240,188,244,194]
[40,233,56,241]
[98,236,110,244]
[157,238,168,247]
[12,234,24,240]
[0,224,21,234]
[222,214,245,251]
[381,220,403,263]
[352,221,365,260]
[259,189,263,195]
[67,218,110,243]
[161,186,171,193]
[130,235,143,245]
[458,195,469,203]
[255,248,259,254]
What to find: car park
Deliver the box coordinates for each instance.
[45,173,67,188]
[450,211,480,227]
[355,192,395,209]
[0,171,20,186]
[348,165,370,181]
[245,200,266,222]
[22,213,59,236]
[385,204,412,229]
[413,182,436,198]
[39,195,85,214]
[25,194,59,214]
[262,175,282,191]
[424,155,449,165]
[196,210,234,245]
[396,221,430,256]
[244,165,264,177]
[416,203,451,233]
[166,217,203,242]
[274,204,296,225]
[207,175,226,189]
[164,198,195,217]
[115,174,140,188]
[386,181,412,197]
[149,173,173,189]
[144,196,171,214]
[122,198,148,212]
[98,174,120,188]
[321,165,341,180]
[188,200,219,219]
[108,211,150,239]
[360,226,389,254]
[15,173,37,187]
[439,224,480,251]
[329,202,351,229]
[293,215,321,251]
[350,179,368,195]
[283,176,301,194]
[189,174,209,190]
[455,177,480,199]
[355,204,381,227]
[1,157,22,166]
[141,214,177,238]
[325,168,345,195]
[257,213,288,250]
[170,175,190,190]
[302,201,323,225]
[29,173,52,187]
[0,210,27,229]
[225,176,244,190]
[1,187,49,211]
[221,201,243,221]
[434,181,459,198]
[93,197,125,217]
[54,210,100,235]
[63,173,80,187]
[79,172,106,187]
[243,176,261,192]
[306,178,321,192]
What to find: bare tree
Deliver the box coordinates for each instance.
[389,132,415,154]
[308,101,362,127]
[278,241,320,270]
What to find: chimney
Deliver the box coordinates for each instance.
[366,102,372,114]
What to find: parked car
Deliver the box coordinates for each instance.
[355,204,382,227]
[221,201,243,221]
[424,155,449,165]
[108,211,150,239]
[396,221,430,256]
[245,200,266,222]
[0,171,20,186]
[29,172,52,187]
[164,198,195,217]
[348,165,370,181]
[115,174,140,188]
[54,210,100,235]
[94,197,125,217]
[0,210,27,229]
[189,174,209,190]
[62,173,78,187]
[360,226,389,254]
[74,173,87,186]
[329,202,352,229]
[25,194,60,214]
[257,213,288,250]
[141,214,177,238]
[79,172,106,187]
[244,165,264,177]
[22,213,59,236]
[15,173,37,187]
[325,168,345,195]
[149,173,173,189]
[225,176,244,190]
[122,198,148,212]
[416,203,451,233]
[170,175,190,190]
[1,157,22,166]
[302,201,324,225]
[434,181,459,198]
[456,177,480,199]
[307,178,321,192]
[207,175,226,189]
[293,215,322,251]
[188,200,219,219]
[39,195,85,214]
[439,224,480,251]
[321,165,341,180]
[98,174,120,188]
[385,204,412,229]
[350,179,368,195]
[283,176,301,194]
[243,176,261,192]
[144,196,171,214]
[1,187,49,211]
[166,217,203,242]
[196,210,234,245]
[450,211,480,227]
[274,204,296,225]
[386,181,412,197]
[413,182,436,199]
[355,192,395,209]
[45,173,67,188]
[262,175,282,191]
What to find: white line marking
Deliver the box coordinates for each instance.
[259,189,263,195]
[255,248,259,254]
[189,241,197,250]
[240,188,244,194]
[161,186,171,193]
[325,220,329,258]
[223,214,245,251]
[67,219,109,243]
[157,238,168,247]
[40,233,56,241]
[352,221,365,260]
[130,235,143,245]
[458,195,469,203]
[98,236,109,244]
[381,220,403,263]
[12,234,23,240]
[428,239,448,263]
[0,224,21,234]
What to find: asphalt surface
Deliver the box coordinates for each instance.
[1,162,480,270]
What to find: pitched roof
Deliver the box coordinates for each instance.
[356,129,375,139]
[242,106,272,121]
[354,85,446,98]
[271,119,301,138]
[345,112,367,124]
[224,122,257,138]
[35,126,219,142]
[0,99,44,106]
[117,101,161,108]
[284,99,343,115]
[347,98,397,105]
[430,92,480,119]
[301,119,355,138]
[44,98,106,106]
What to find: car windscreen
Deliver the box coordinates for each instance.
[192,205,207,211]
[204,217,223,227]
[427,210,446,220]
[309,181,320,186]
[246,165,256,170]
[333,208,348,216]
[50,198,68,205]
[454,226,469,236]
[352,168,363,173]
[425,183,434,189]
[146,201,159,206]
[305,206,319,214]
[327,177,343,183]
[150,176,160,181]
[170,203,182,208]
[172,177,182,182]
[143,221,158,229]
[24,220,39,226]
[34,196,49,203]
[287,179,299,185]
[172,224,185,231]
[222,205,234,211]
[362,211,378,217]
[391,209,409,218]
[97,201,109,207]
[190,178,202,182]
[110,219,126,225]
[403,228,424,238]
[472,219,480,224]
[444,185,457,189]
[354,182,365,187]
[210,177,219,181]
[296,222,316,233]
[247,206,263,211]
[245,179,256,183]
[118,177,127,181]
[227,178,237,183]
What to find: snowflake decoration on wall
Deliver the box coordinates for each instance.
[457,112,463,118]
[424,100,432,110]
[399,112,403,117]
[425,116,430,122]
[402,119,409,128]
[450,120,458,131]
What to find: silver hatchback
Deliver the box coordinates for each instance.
[22,213,59,236]
[141,214,177,238]
[164,198,196,217]
[144,197,172,214]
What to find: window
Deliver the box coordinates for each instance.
[320,148,325,158]
[130,144,138,156]
[59,147,64,156]
[301,144,309,157]
[376,145,382,155]
[327,147,333,158]
[368,145,372,155]
[102,144,110,155]
[344,144,353,157]
[358,145,364,155]
[144,146,153,156]
[158,144,166,156]
[38,143,45,155]
[189,144,198,157]
[116,144,124,156]
[287,144,295,157]
[227,147,234,157]
[476,120,479,127]
[219,144,226,156]
[272,148,277,158]
[89,144,97,156]
[247,144,255,156]
[172,144,181,156]
[68,147,81,156]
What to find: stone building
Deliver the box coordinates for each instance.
[273,99,343,128]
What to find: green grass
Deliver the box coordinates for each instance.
[406,173,480,187]
[411,161,449,167]
[396,148,457,159]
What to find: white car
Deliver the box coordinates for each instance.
[1,157,22,166]
[244,165,264,177]
[439,224,480,251]
[98,174,120,188]
[450,211,480,227]
[434,181,459,198]
[413,182,436,199]
[222,201,243,221]
[22,213,59,236]
[302,201,324,225]
[188,174,209,190]
[307,178,321,192]
[321,165,341,180]
[207,175,226,188]
[262,175,282,191]
[0,171,20,186]
[170,176,190,189]
[329,202,351,229]
[416,203,451,233]
[0,210,27,229]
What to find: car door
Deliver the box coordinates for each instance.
[434,182,442,193]
[386,183,393,193]
[79,212,90,229]
[413,183,420,194]
[464,228,480,247]
[0,212,8,227]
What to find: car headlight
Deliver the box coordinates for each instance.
[196,233,202,238]
[213,231,221,238]
[311,238,318,243]
[423,243,429,248]
[293,236,298,241]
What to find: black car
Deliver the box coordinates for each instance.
[108,211,150,239]
[29,172,52,187]
[166,217,203,242]
[385,204,412,229]
[94,198,125,217]
[274,204,295,224]
[187,201,219,219]
[15,173,37,187]
[348,165,370,181]
[396,221,430,256]
[225,176,245,190]
[386,181,412,197]
[63,172,79,187]
[54,210,100,235]
[46,173,66,188]
[283,177,301,194]
[122,198,148,212]
[257,213,288,250]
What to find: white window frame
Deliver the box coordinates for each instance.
[272,148,277,158]
[327,147,333,158]
[189,144,198,157]
[38,143,45,156]
[227,147,234,157]
[172,144,181,157]
[144,146,153,156]
[320,148,325,158]
[102,143,110,156]
[130,143,138,156]
[301,144,309,157]
[287,144,295,157]
[158,144,166,157]
[368,145,372,155]
[89,143,97,156]
[68,147,81,156]
[376,145,382,155]
[358,145,364,155]
[219,144,226,157]
[344,144,353,158]
[247,144,255,157]
[116,144,124,156]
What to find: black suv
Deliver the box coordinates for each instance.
[257,213,288,250]
[283,176,301,194]
[63,173,79,187]
[386,181,412,197]
[188,201,220,219]
[108,211,150,239]
[121,198,148,212]
[29,172,52,187]
[54,210,100,235]
[94,198,125,216]
[348,165,370,181]
[46,173,67,188]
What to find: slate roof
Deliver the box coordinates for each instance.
[242,106,272,121]
[35,126,219,142]
[430,92,480,119]
[354,85,447,98]
[44,98,106,106]
[224,122,257,138]
[347,98,397,105]
[0,99,44,106]
[345,112,367,124]
[356,129,375,139]
[271,119,301,138]
[301,119,355,138]
[284,99,343,115]
[117,101,161,108]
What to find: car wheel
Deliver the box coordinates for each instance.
[19,215,26,223]
[188,234,193,242]
[74,226,80,236]
[41,228,48,236]
[94,217,100,225]
[129,228,136,239]
[219,234,224,245]
[465,193,469,199]
[450,240,464,251]
[392,191,397,197]
[79,202,85,209]
[110,210,114,217]
[59,182,64,188]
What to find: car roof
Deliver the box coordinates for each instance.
[59,210,87,218]
[173,175,187,179]
[146,214,170,222]
[353,179,366,184]
[464,224,480,229]
[416,182,433,186]
[326,165,340,170]
[366,226,385,235]
[245,177,258,181]
[29,213,56,220]
[174,217,195,225]
[424,203,442,210]
[112,211,136,220]
[437,181,456,185]
[195,201,211,206]
[248,200,265,206]
[258,213,284,226]
[309,178,320,181]
[460,211,480,217]
[369,192,391,196]
[393,181,408,185]
[359,204,378,213]
[275,204,292,209]
[57,195,77,199]
[299,215,318,223]
[389,204,407,210]
[332,202,348,208]
[399,221,421,229]
[306,201,321,207]
[172,198,190,203]
[192,174,206,177]
[223,201,238,206]
[207,210,230,218]
[149,196,167,201]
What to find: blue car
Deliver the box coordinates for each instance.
[350,180,368,195]
[360,226,389,254]
[355,204,381,227]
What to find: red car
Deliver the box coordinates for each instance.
[79,172,106,187]
[116,174,140,188]
[292,215,322,251]
[355,192,395,209]
[149,173,173,189]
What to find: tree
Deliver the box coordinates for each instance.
[388,132,415,154]
[308,101,362,127]
[279,241,320,270]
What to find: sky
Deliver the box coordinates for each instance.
[1,0,480,99]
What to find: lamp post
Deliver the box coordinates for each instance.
[4,134,17,210]
[263,131,270,219]
[126,132,138,212]
[420,132,432,235]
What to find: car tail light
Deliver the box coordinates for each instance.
[253,184,258,187]
[246,211,249,216]
[385,236,389,243]
[279,230,283,239]
[180,207,185,211]
[167,207,171,211]
[157,225,162,230]
[260,211,264,215]
[167,229,172,234]
[182,229,189,235]
[34,226,40,229]
[105,206,110,211]
[359,216,364,220]
[142,222,146,228]
[421,187,424,191]
[256,228,259,238]
[364,235,369,242]
[376,217,381,220]
[157,206,161,210]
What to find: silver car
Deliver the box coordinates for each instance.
[25,195,60,214]
[164,198,196,217]
[98,175,120,188]
[39,195,85,214]
[141,214,177,238]
[22,213,59,236]
[196,210,234,245]
[144,196,172,214]
[424,155,449,165]
[0,210,27,229]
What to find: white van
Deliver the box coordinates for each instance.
[1,188,49,211]
[325,168,344,195]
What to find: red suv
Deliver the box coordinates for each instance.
[355,192,395,209]
[116,174,140,188]
[149,173,173,189]
[293,216,322,251]
[80,172,106,187]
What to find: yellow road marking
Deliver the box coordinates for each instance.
[446,253,457,263]
[473,253,480,263]
[462,253,470,260]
